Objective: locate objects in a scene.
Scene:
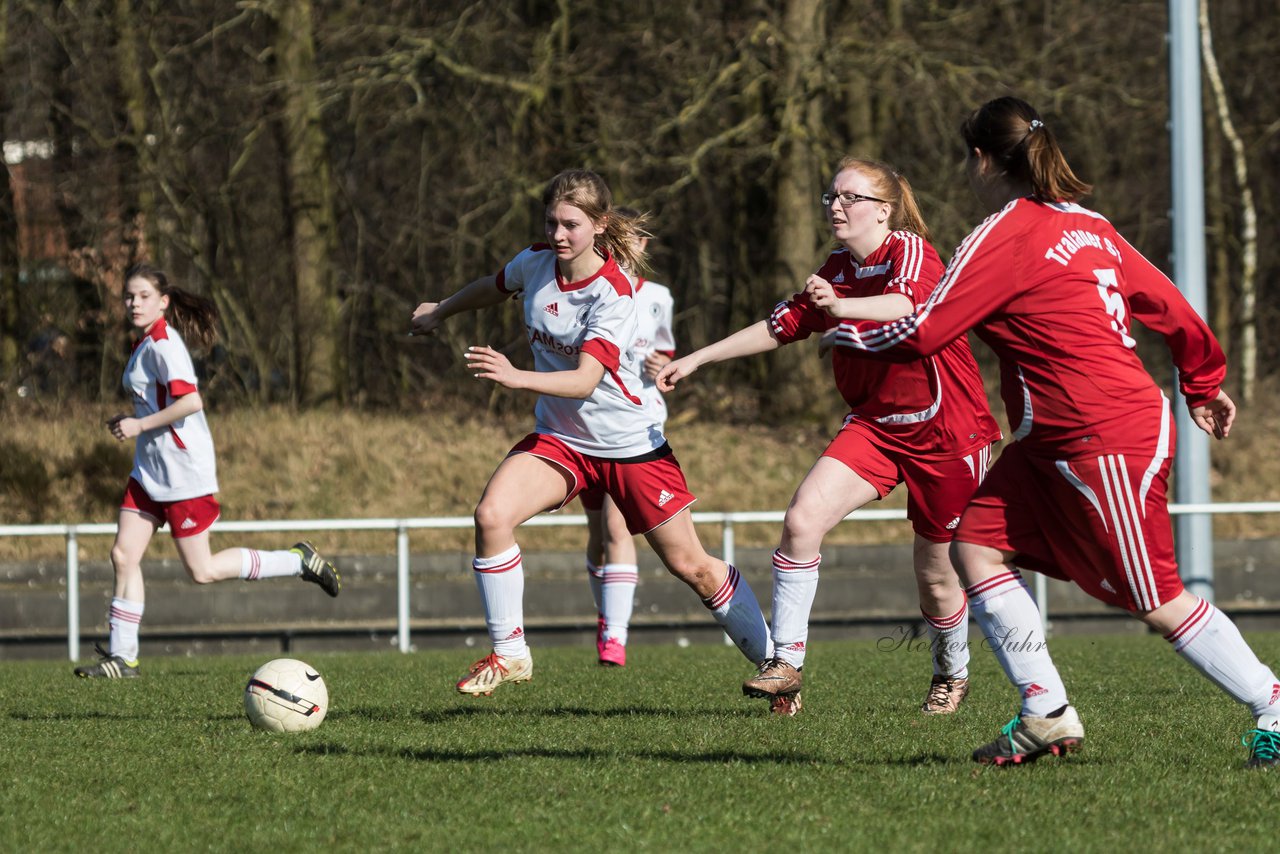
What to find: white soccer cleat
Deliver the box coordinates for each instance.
[973,705,1084,766]
[455,651,533,696]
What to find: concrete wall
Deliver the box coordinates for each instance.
[4,539,1279,661]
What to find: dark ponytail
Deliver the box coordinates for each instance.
[125,264,220,350]
[960,97,1092,203]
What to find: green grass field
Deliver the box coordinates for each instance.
[3,633,1277,852]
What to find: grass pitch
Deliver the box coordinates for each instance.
[3,632,1277,852]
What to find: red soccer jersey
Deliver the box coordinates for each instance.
[836,199,1226,457]
[769,231,1001,458]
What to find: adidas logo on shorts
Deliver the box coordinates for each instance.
[657,489,674,507]
[180,517,197,530]
[945,517,960,530]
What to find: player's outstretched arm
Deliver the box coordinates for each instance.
[410,274,506,337]
[655,320,779,392]
[1189,389,1235,440]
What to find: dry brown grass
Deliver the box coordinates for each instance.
[2,384,1278,563]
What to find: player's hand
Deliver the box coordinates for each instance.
[410,302,443,337]
[643,351,672,381]
[1190,389,1235,440]
[804,275,842,316]
[106,414,141,441]
[656,356,697,392]
[464,345,521,389]
[817,326,839,359]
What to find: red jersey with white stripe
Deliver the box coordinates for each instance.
[123,317,218,501]
[631,278,676,422]
[835,199,1226,458]
[770,231,1000,458]
[496,245,658,459]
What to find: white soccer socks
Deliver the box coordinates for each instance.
[702,565,772,663]
[769,550,819,668]
[108,597,144,663]
[473,544,528,658]
[239,548,305,580]
[922,602,970,679]
[1165,597,1280,724]
[585,559,604,613]
[600,563,638,644]
[966,570,1068,716]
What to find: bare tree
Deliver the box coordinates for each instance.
[0,0,19,381]
[1200,0,1258,403]
[267,0,341,405]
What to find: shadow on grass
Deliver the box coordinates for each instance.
[293,742,829,765]
[412,704,765,724]
[9,710,245,722]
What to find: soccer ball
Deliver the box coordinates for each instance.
[244,658,328,733]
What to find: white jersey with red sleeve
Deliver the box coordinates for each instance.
[495,245,659,459]
[123,317,218,501]
[768,231,1000,458]
[835,198,1227,457]
[630,278,675,422]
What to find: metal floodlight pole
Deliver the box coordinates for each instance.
[1168,0,1214,601]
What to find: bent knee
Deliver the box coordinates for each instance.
[185,564,219,584]
[781,511,828,551]
[663,553,715,586]
[473,500,518,537]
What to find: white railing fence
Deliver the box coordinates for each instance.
[2,502,1277,661]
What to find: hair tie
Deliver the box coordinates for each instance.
[1028,119,1044,131]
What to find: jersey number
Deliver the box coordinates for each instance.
[1094,269,1136,348]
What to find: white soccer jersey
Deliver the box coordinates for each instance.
[629,278,675,422]
[122,317,218,501]
[496,245,661,458]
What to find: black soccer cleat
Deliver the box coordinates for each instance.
[74,642,140,679]
[293,541,341,597]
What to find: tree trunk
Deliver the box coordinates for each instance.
[0,0,20,380]
[270,0,341,405]
[1200,0,1257,403]
[763,0,827,418]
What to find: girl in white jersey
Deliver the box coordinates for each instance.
[74,265,341,679]
[410,170,770,696]
[580,207,676,667]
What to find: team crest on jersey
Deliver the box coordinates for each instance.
[576,306,591,327]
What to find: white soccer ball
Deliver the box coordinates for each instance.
[244,658,328,733]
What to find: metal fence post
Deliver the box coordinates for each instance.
[67,527,80,662]
[397,523,411,653]
[1033,572,1050,634]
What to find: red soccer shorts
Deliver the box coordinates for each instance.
[956,440,1182,612]
[821,423,992,543]
[121,477,221,539]
[510,433,696,535]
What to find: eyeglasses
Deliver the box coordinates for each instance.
[821,191,888,207]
